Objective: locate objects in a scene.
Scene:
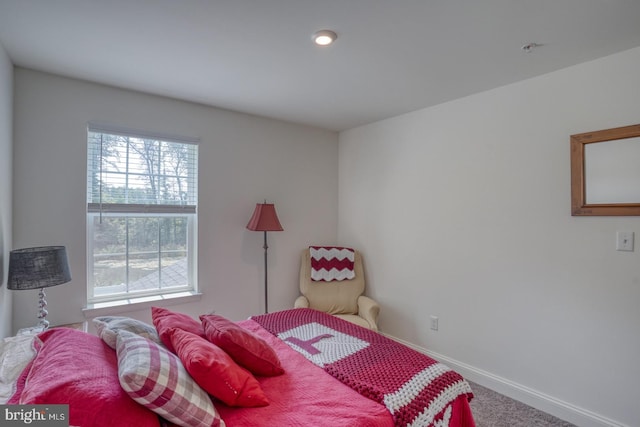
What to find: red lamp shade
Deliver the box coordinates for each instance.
[246,203,283,232]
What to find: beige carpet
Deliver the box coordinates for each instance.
[468,381,576,427]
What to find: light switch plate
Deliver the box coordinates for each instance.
[430,315,439,331]
[616,231,634,251]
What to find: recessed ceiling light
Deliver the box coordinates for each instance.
[312,30,337,46]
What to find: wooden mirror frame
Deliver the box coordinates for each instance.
[571,123,640,216]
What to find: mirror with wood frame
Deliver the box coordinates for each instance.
[571,124,640,216]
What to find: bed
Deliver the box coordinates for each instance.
[0,307,475,427]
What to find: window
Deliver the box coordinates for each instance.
[87,124,198,304]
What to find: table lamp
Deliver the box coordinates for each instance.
[7,246,71,331]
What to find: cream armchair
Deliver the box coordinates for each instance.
[294,248,380,331]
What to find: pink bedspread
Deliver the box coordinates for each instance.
[251,308,475,427]
[217,319,394,426]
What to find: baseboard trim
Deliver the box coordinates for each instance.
[382,333,628,427]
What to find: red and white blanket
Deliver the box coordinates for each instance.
[252,308,474,427]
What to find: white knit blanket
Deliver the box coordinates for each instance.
[0,334,36,404]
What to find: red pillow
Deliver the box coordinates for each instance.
[17,328,159,427]
[152,306,205,353]
[200,314,284,377]
[169,328,269,407]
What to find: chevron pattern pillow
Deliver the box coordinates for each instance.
[309,246,356,281]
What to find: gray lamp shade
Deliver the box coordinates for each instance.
[7,246,72,290]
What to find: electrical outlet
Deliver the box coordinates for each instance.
[616,231,634,251]
[430,315,439,331]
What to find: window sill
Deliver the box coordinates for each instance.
[82,291,202,318]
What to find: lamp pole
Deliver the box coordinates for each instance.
[262,230,269,313]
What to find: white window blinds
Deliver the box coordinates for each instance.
[87,124,198,214]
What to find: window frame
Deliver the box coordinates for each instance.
[86,123,199,305]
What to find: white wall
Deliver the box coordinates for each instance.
[339,47,640,427]
[0,42,12,338]
[12,69,338,331]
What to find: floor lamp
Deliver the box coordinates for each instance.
[246,202,283,313]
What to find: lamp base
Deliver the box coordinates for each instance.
[37,287,50,330]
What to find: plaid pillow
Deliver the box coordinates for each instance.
[116,330,225,427]
[93,316,161,349]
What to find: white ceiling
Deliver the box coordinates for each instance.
[1,0,639,131]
